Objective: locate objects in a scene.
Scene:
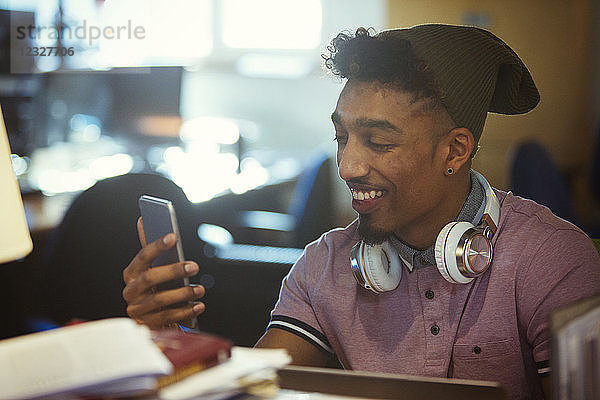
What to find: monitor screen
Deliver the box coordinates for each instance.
[0,9,35,75]
[38,66,183,144]
[107,66,183,137]
[0,9,40,156]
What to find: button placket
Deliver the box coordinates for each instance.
[416,268,447,371]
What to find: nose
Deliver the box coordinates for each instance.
[337,138,369,181]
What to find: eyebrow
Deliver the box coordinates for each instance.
[331,111,403,134]
[331,111,342,124]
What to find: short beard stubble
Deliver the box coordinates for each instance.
[357,214,391,245]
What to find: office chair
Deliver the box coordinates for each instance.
[231,151,335,248]
[189,153,336,345]
[509,141,579,225]
[36,173,205,325]
[192,251,298,347]
[35,172,299,347]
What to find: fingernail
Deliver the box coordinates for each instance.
[193,303,205,313]
[184,263,198,274]
[192,285,203,295]
[163,233,175,245]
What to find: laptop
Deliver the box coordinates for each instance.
[277,365,506,400]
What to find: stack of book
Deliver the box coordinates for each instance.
[0,318,290,400]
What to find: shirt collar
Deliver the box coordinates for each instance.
[389,170,485,271]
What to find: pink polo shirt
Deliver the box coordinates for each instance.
[268,190,600,400]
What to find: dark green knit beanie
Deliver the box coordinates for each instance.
[378,24,540,141]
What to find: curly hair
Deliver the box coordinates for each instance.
[322,27,442,104]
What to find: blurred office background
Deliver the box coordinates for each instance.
[2,0,600,228]
[1,0,600,340]
[1,0,388,227]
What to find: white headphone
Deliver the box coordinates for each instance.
[350,171,500,293]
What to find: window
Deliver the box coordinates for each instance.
[4,0,213,70]
[222,0,322,50]
[98,0,212,67]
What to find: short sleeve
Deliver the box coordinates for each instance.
[516,229,600,365]
[267,246,333,353]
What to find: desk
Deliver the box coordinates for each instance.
[0,192,76,339]
[22,191,77,236]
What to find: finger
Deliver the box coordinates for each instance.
[123,262,199,300]
[131,302,206,330]
[123,233,178,284]
[137,217,147,247]
[127,284,205,316]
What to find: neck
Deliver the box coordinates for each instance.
[395,170,471,250]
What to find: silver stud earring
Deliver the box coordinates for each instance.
[447,167,454,175]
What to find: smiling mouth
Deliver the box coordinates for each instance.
[351,188,384,201]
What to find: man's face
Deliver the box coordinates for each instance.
[332,80,450,246]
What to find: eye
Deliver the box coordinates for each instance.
[333,134,348,145]
[368,140,395,152]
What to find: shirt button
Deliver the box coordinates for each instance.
[425,290,434,299]
[430,324,440,335]
[473,346,482,354]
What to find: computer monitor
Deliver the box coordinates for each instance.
[106,66,183,138]
[35,66,183,147]
[0,9,36,75]
[0,9,40,156]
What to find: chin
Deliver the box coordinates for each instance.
[357,216,391,245]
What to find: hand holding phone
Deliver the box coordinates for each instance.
[139,195,187,287]
[138,194,199,328]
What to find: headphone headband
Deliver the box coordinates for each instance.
[473,170,499,234]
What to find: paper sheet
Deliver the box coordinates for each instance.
[0,318,172,399]
[159,346,291,400]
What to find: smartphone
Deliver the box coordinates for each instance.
[139,195,198,329]
[139,195,187,277]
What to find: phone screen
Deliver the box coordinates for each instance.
[139,195,198,329]
[138,195,189,291]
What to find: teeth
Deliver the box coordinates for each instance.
[351,189,384,201]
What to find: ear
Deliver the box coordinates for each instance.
[443,127,475,174]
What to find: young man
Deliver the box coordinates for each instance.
[123,25,600,400]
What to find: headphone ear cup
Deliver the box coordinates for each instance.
[362,241,402,293]
[435,221,475,284]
